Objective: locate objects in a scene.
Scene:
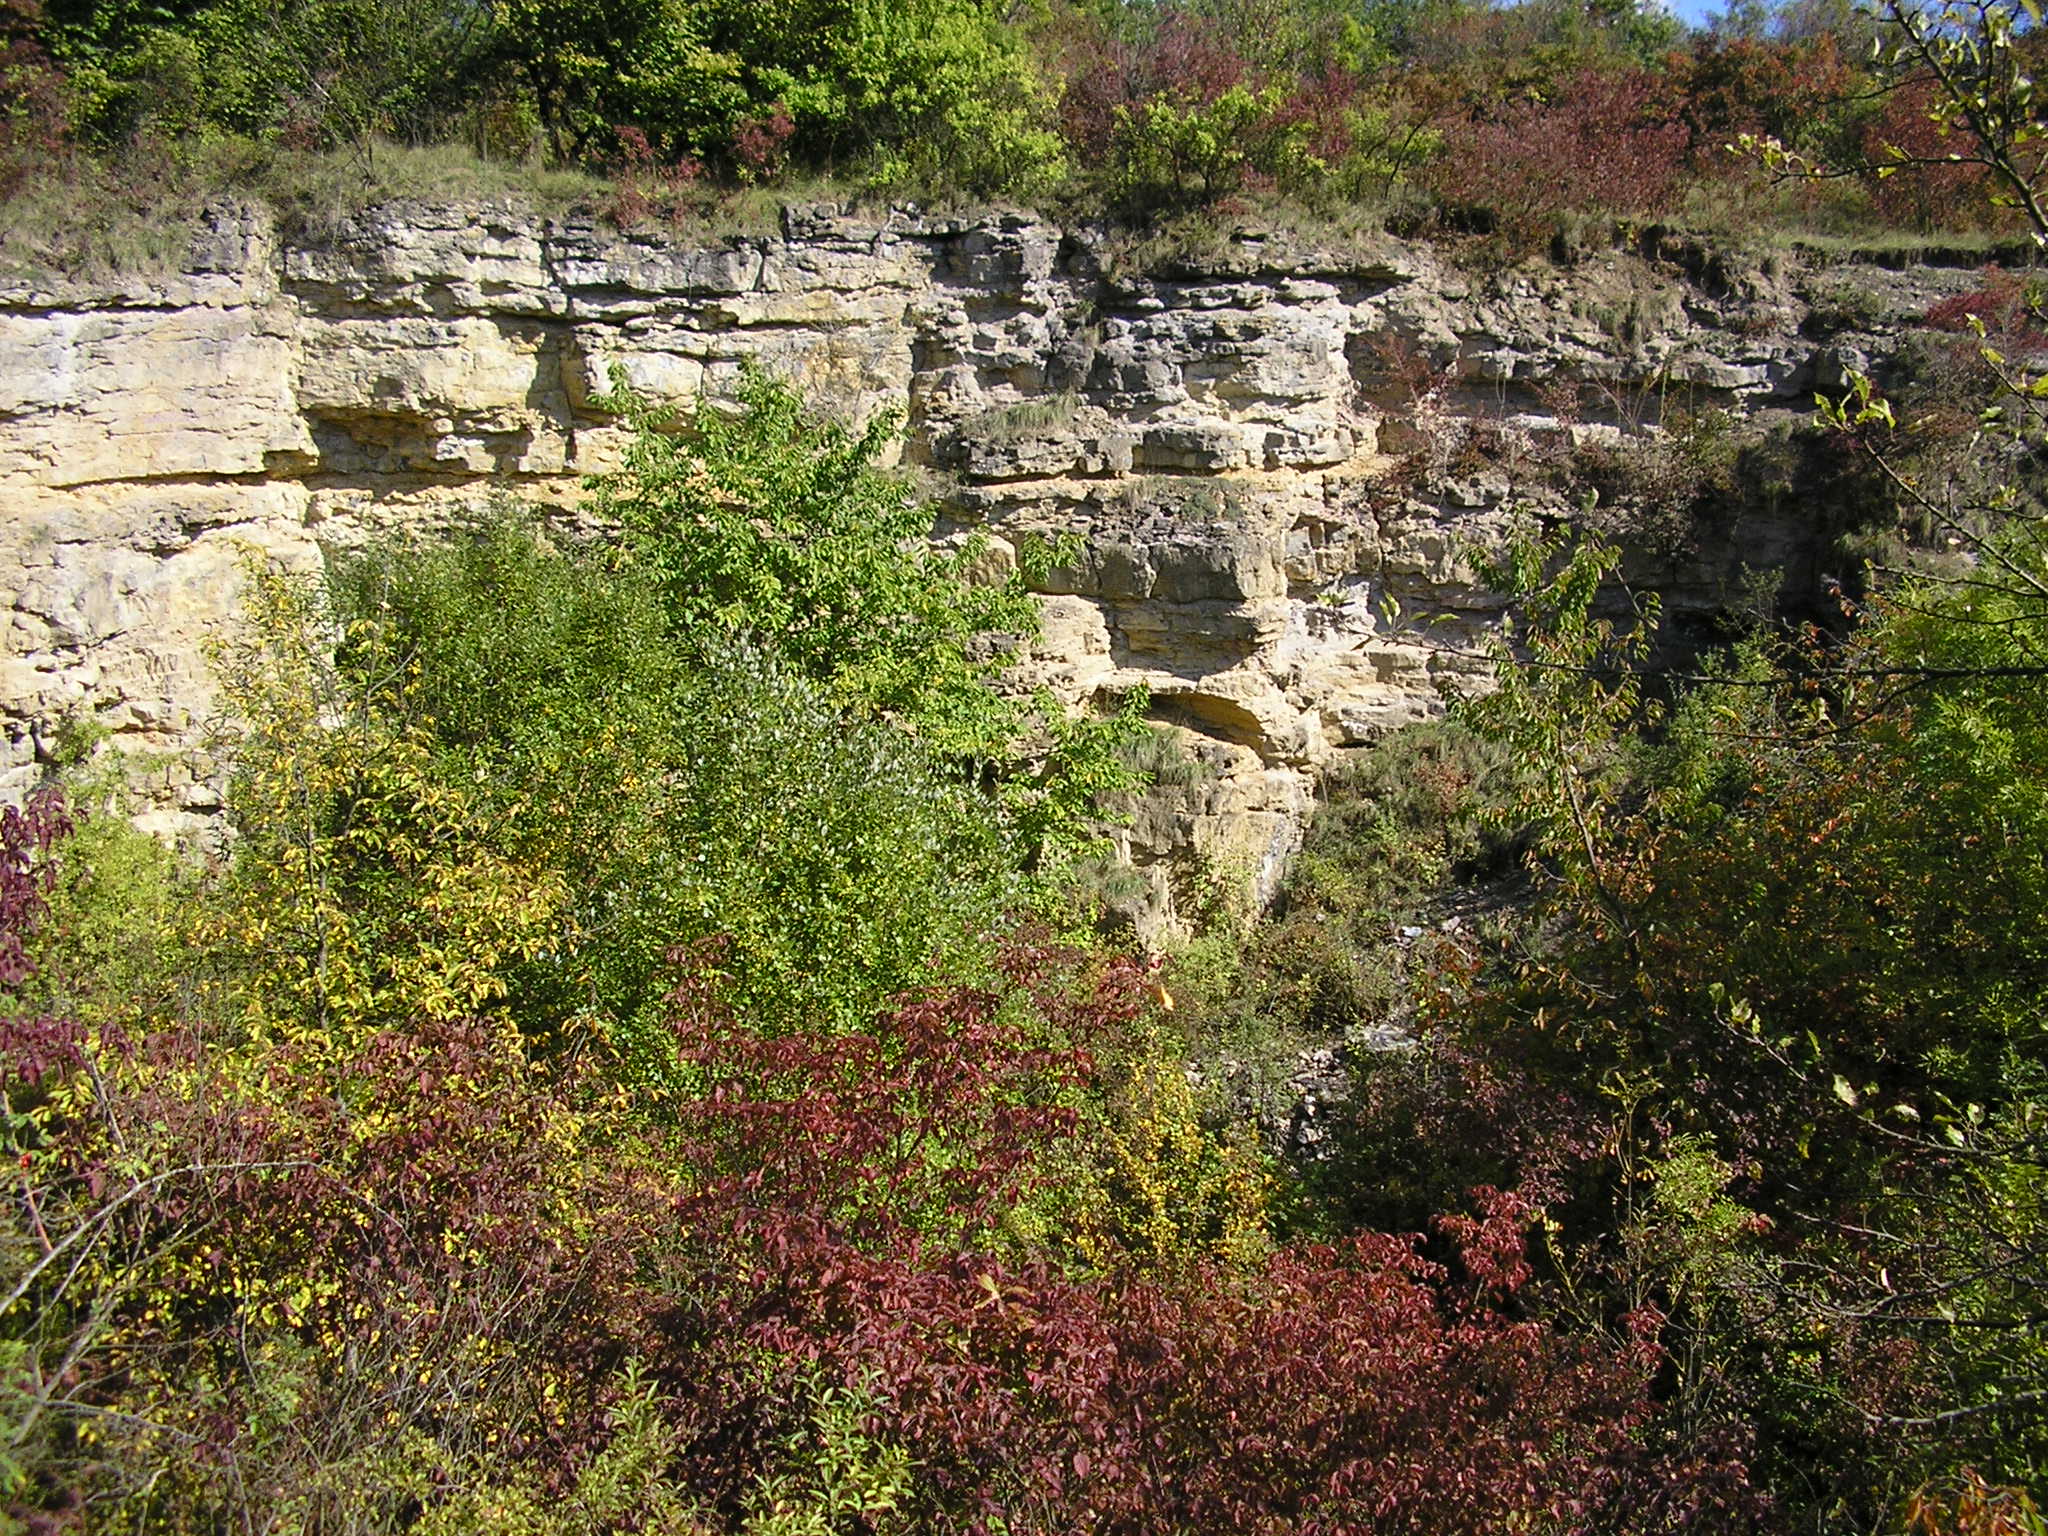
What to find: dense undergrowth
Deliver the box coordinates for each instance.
[0,367,1774,1534]
[1164,306,2048,1525]
[6,282,2048,1528]
[1,0,2042,271]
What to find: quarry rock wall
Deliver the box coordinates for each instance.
[0,199,1984,926]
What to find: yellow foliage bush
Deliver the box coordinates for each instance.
[1067,1028,1271,1271]
[200,561,570,1050]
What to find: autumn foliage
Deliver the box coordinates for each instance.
[1425,69,1692,237]
[0,772,1772,1532]
[0,0,2031,252]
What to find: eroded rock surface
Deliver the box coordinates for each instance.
[0,201,1985,921]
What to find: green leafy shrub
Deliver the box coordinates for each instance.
[323,518,1015,1055]
[63,0,491,151]
[1063,1025,1275,1271]
[759,0,1066,195]
[1318,516,2048,1523]
[15,785,180,1023]
[206,559,573,1049]
[590,366,1143,879]
[1108,81,1315,212]
[1058,12,1349,215]
[487,0,1065,189]
[592,366,1035,756]
[0,0,68,196]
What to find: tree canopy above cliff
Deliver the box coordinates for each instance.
[3,0,2043,250]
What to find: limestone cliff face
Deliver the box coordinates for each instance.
[0,199,1985,925]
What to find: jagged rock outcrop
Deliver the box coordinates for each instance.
[0,199,1989,922]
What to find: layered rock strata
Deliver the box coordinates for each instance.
[0,201,1986,925]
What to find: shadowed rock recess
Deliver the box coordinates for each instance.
[0,200,1985,927]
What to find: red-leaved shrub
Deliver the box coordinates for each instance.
[1056,10,1253,165]
[732,103,795,180]
[0,787,68,989]
[657,940,1762,1533]
[1428,70,1691,242]
[1862,78,2000,231]
[2,807,1761,1533]
[1670,35,1857,171]
[672,1190,1763,1533]
[1926,264,2048,361]
[603,122,705,228]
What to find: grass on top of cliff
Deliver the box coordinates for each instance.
[0,143,228,280]
[0,138,612,277]
[0,134,923,281]
[0,133,2013,288]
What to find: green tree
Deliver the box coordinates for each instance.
[1108,81,1319,211]
[61,0,493,151]
[205,559,572,1049]
[1453,527,1661,955]
[592,366,1036,756]
[591,365,1144,876]
[485,0,746,162]
[739,0,1066,193]
[483,0,1065,187]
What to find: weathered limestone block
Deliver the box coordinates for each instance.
[1005,594,1120,700]
[297,314,574,474]
[1259,418,1359,469]
[550,234,764,308]
[1134,421,1255,472]
[0,305,309,487]
[1,482,315,821]
[563,339,704,412]
[1294,643,1449,747]
[955,430,1133,482]
[1283,508,1382,586]
[936,220,1063,290]
[1110,598,1288,677]
[298,315,555,419]
[1115,735,1315,927]
[285,205,560,316]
